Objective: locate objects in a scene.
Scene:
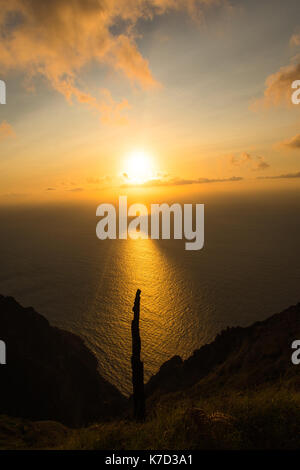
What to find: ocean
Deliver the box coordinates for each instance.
[1,190,300,395]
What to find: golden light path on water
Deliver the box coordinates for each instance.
[2,203,300,397]
[82,237,203,395]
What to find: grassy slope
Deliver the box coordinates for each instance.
[2,302,300,450]
[2,385,300,450]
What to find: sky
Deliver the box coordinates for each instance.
[0,0,300,204]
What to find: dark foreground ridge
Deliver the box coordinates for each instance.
[1,294,300,449]
[145,302,300,399]
[0,295,125,427]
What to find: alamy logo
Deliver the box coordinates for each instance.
[291,340,300,365]
[292,80,300,105]
[0,80,6,104]
[96,197,204,251]
[0,340,6,364]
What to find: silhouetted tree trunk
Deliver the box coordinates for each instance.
[131,289,146,421]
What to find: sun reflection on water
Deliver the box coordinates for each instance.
[84,237,201,395]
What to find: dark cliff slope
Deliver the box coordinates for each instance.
[145,303,300,399]
[0,295,125,426]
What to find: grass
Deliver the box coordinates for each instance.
[1,386,300,450]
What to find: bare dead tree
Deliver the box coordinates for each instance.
[131,289,146,421]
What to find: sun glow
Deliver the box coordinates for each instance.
[124,150,154,184]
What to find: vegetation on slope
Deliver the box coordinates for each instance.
[1,386,300,450]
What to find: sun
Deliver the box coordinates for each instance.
[124,150,154,184]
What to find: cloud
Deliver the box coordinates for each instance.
[67,187,84,192]
[0,0,223,122]
[229,152,270,171]
[87,177,101,184]
[251,57,300,109]
[86,175,112,185]
[121,175,243,188]
[257,171,300,180]
[48,171,241,192]
[290,33,300,47]
[251,28,300,110]
[0,1,159,88]
[108,35,160,90]
[0,121,15,140]
[98,89,130,125]
[253,156,270,171]
[279,133,300,150]
[230,152,251,166]
[2,192,30,198]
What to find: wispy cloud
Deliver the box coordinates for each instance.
[290,33,300,47]
[229,152,270,171]
[121,175,243,188]
[0,0,224,123]
[278,133,300,150]
[66,187,84,192]
[0,121,15,140]
[86,175,113,185]
[257,171,300,180]
[251,29,300,110]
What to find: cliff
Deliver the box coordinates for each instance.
[145,303,300,399]
[1,297,300,449]
[0,295,125,427]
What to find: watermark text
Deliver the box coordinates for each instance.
[0,80,6,104]
[0,340,6,364]
[96,197,204,251]
[291,80,300,105]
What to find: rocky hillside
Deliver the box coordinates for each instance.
[0,295,125,427]
[146,303,300,399]
[1,297,300,449]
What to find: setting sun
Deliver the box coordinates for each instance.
[124,150,154,184]
[2,0,300,454]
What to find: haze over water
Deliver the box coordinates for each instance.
[1,190,300,395]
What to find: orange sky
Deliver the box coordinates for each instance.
[0,0,300,204]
